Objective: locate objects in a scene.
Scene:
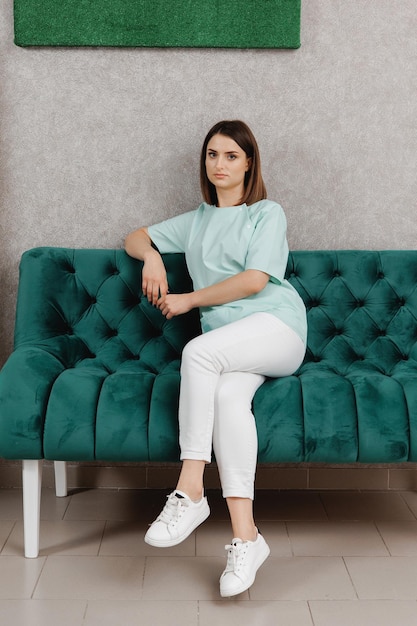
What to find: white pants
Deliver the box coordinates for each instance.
[178,312,306,500]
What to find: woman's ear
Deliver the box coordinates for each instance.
[246,157,252,172]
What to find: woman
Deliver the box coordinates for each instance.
[125,120,307,597]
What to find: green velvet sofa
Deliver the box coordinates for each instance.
[1,247,417,557]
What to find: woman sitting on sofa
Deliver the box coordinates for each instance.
[125,119,307,597]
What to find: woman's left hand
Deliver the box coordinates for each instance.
[157,293,193,319]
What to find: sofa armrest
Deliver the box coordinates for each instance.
[0,346,65,459]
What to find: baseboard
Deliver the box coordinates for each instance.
[1,459,416,491]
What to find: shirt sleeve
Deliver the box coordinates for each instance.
[147,210,196,254]
[244,203,289,284]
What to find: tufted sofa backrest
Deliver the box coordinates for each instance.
[286,250,417,377]
[14,248,417,379]
[14,248,201,375]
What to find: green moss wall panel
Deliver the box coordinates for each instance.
[14,0,301,49]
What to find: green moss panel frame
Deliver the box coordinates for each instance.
[14,0,301,49]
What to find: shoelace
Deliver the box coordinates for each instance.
[157,493,189,525]
[224,540,249,574]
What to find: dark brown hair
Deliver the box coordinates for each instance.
[200,120,267,206]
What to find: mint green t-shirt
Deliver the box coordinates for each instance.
[147,200,307,344]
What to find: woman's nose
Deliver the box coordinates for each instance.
[215,155,225,169]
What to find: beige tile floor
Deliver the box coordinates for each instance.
[1,488,417,625]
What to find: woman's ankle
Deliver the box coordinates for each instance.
[175,484,204,502]
[232,524,257,542]
[176,460,205,501]
[226,496,257,541]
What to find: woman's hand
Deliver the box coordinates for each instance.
[156,269,269,319]
[124,227,169,306]
[157,293,193,319]
[142,250,169,306]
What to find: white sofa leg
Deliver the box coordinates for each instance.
[54,461,68,497]
[22,460,43,558]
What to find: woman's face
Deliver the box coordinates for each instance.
[205,134,251,204]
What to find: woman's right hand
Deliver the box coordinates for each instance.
[124,227,169,307]
[142,250,169,306]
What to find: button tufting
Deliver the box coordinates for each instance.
[108,329,118,337]
[333,271,341,277]
[398,298,406,307]
[356,300,365,308]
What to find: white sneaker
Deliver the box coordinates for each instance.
[144,490,210,548]
[220,531,270,597]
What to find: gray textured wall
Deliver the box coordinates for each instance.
[1,0,417,365]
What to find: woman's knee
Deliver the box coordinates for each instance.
[181,335,204,366]
[214,372,264,415]
[181,334,223,374]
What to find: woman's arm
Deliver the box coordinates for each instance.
[157,270,269,319]
[124,228,168,305]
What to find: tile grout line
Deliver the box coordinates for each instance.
[82,600,89,624]
[30,554,48,600]
[284,521,295,557]
[61,492,73,521]
[341,556,360,601]
[97,520,108,556]
[0,520,16,555]
[373,520,393,557]
[399,491,417,521]
[141,555,148,600]
[318,492,330,521]
[307,600,316,626]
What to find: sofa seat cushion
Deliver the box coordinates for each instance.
[254,366,416,464]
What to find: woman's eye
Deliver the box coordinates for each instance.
[228,154,237,160]
[208,152,216,158]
